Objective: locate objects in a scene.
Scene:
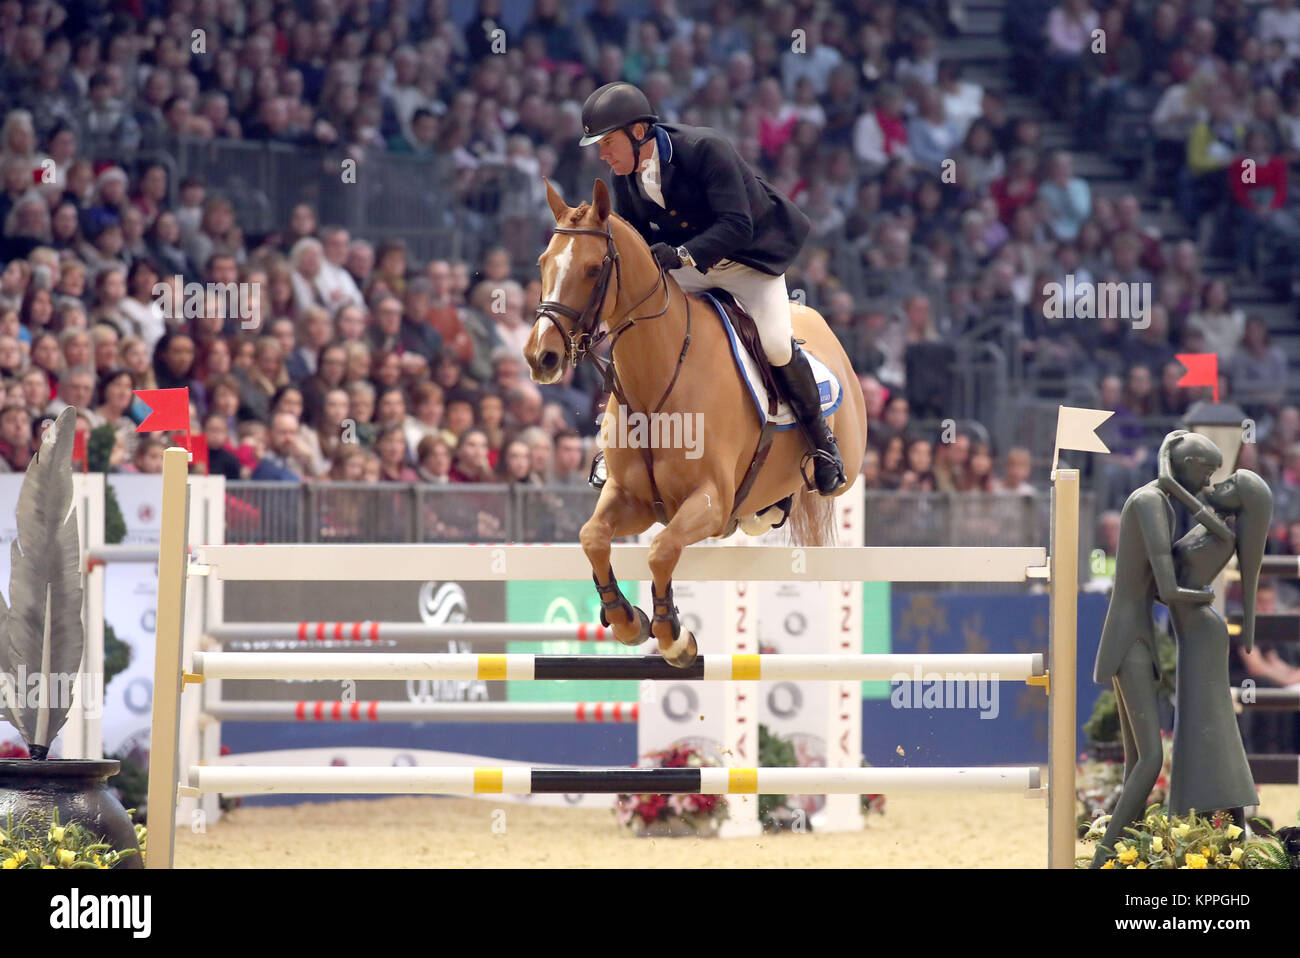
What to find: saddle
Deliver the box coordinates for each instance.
[701,288,779,417]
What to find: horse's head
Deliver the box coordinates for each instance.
[526,178,617,384]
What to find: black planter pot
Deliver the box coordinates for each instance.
[0,759,142,868]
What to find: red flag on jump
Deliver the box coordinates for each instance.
[1175,353,1219,403]
[134,387,190,435]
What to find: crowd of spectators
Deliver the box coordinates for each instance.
[0,0,1296,548]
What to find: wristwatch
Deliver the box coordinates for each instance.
[675,245,696,269]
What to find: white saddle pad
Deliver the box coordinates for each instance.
[701,291,843,431]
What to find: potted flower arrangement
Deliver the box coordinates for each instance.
[1079,805,1299,869]
[0,408,141,868]
[2,808,146,869]
[615,743,729,837]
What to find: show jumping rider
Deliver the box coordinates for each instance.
[578,80,846,495]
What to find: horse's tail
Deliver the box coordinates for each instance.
[787,486,836,547]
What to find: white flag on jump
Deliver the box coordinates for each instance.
[1052,406,1113,476]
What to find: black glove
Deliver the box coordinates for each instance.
[649,242,683,271]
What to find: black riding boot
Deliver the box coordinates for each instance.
[771,338,846,495]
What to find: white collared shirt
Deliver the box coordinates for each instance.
[638,140,666,209]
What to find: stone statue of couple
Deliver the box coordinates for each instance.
[1090,428,1272,868]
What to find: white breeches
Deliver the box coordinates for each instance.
[670,259,794,365]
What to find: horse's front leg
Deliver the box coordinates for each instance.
[648,483,725,668]
[580,480,654,645]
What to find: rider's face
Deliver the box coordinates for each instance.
[598,129,637,176]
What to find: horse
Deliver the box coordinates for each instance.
[525,177,867,668]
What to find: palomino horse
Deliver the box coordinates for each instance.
[525,178,867,668]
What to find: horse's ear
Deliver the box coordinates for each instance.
[544,177,568,222]
[592,177,611,222]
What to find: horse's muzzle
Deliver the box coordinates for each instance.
[536,349,561,374]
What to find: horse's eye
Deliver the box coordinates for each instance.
[586,265,600,278]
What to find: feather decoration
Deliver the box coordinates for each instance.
[0,407,85,758]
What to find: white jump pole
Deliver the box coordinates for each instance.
[185,764,1042,797]
[189,651,1046,683]
[193,544,1047,583]
[145,447,190,870]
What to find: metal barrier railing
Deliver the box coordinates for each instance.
[220,482,1095,574]
[76,133,539,263]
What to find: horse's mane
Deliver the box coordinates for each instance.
[561,196,654,263]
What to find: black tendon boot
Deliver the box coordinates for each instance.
[771,338,846,495]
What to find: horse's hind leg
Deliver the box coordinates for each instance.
[648,484,725,668]
[580,482,654,645]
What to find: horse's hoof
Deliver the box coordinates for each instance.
[613,606,651,646]
[662,629,698,669]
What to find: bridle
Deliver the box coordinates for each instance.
[534,223,671,368]
[533,221,692,524]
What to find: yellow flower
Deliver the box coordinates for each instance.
[1135,861,1149,869]
[48,826,64,843]
[1101,860,1115,869]
[1172,824,1191,839]
[1,857,17,869]
[1201,846,1215,860]
[1228,863,1240,869]
[1226,824,1243,840]
[56,849,75,867]
[1185,853,1207,869]
[1118,847,1139,864]
[41,864,55,869]
[1152,837,1164,853]
[1230,847,1243,862]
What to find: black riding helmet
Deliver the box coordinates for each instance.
[578,81,658,154]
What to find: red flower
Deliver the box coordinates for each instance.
[692,794,720,814]
[635,794,668,822]
[0,741,29,759]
